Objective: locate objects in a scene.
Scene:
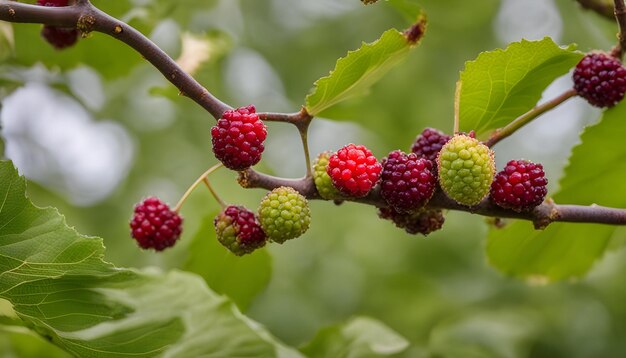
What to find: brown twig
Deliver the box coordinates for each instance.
[0,1,231,119]
[239,169,626,229]
[3,0,626,229]
[612,0,626,58]
[575,0,616,19]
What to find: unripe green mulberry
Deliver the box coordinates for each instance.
[258,186,311,243]
[437,134,495,206]
[313,151,342,200]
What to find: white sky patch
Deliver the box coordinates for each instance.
[494,0,563,44]
[2,83,134,206]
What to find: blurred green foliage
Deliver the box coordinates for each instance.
[1,0,625,357]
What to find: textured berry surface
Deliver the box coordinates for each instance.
[211,105,267,170]
[258,187,311,243]
[214,205,266,256]
[313,151,342,200]
[490,160,547,211]
[378,207,445,236]
[41,26,79,50]
[130,197,182,251]
[381,150,436,212]
[573,52,626,108]
[37,0,68,6]
[438,134,495,206]
[327,144,382,197]
[411,128,451,163]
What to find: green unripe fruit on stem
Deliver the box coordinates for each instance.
[437,134,495,206]
[258,186,311,243]
[313,151,343,200]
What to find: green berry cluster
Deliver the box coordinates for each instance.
[258,187,311,243]
[437,134,495,206]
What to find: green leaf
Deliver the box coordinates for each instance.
[457,38,582,137]
[486,101,626,282]
[0,160,301,357]
[0,325,71,358]
[305,28,419,117]
[183,215,272,311]
[300,317,409,358]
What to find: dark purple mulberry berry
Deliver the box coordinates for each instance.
[378,207,445,236]
[411,128,451,163]
[573,52,626,108]
[381,150,436,212]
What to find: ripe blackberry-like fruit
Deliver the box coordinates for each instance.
[258,187,311,243]
[490,159,547,211]
[438,134,495,206]
[380,150,436,212]
[573,52,626,108]
[214,205,266,256]
[41,26,79,50]
[37,0,79,50]
[211,105,267,170]
[378,207,445,236]
[411,128,451,163]
[313,151,342,200]
[130,197,183,251]
[327,144,382,197]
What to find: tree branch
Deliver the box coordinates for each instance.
[612,0,626,58]
[575,0,616,19]
[0,0,231,119]
[239,168,626,228]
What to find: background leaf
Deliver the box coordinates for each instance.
[0,160,301,358]
[486,100,626,281]
[457,38,582,137]
[183,215,272,311]
[305,28,417,117]
[300,316,409,358]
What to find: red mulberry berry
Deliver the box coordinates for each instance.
[378,207,445,236]
[211,105,267,171]
[327,144,382,197]
[130,197,183,251]
[490,160,547,211]
[214,205,266,256]
[573,52,626,108]
[381,150,436,212]
[411,127,451,163]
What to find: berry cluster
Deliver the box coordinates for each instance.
[130,187,310,255]
[36,0,79,50]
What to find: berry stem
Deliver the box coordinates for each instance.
[612,0,626,58]
[174,163,223,212]
[203,177,227,209]
[575,0,615,19]
[298,123,313,177]
[484,89,577,148]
